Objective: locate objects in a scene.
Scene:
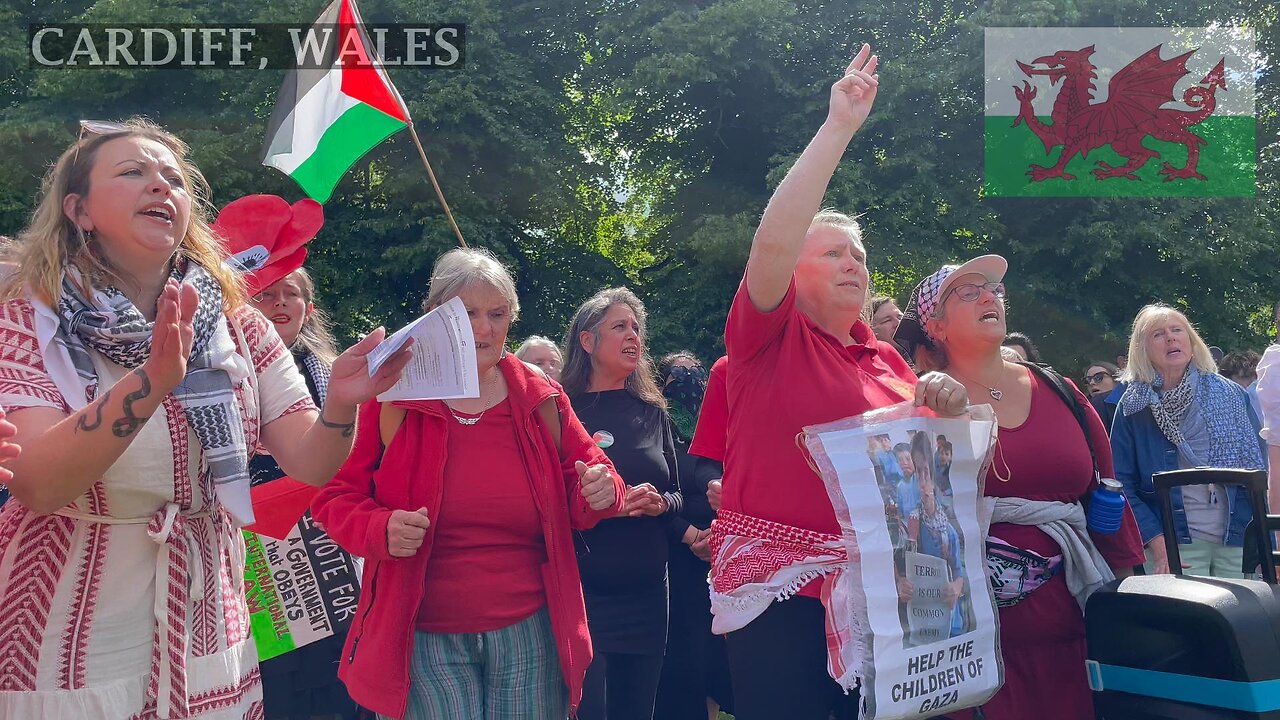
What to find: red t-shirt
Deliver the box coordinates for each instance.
[417,398,548,632]
[689,355,729,462]
[723,277,916,594]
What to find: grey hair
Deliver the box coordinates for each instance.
[515,334,561,361]
[423,247,520,321]
[560,287,666,408]
[808,208,865,246]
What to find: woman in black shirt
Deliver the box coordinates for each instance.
[562,287,697,720]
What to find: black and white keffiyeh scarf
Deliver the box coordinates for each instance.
[298,350,330,407]
[56,262,254,523]
[1122,370,1195,448]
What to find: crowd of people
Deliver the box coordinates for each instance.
[0,42,1274,720]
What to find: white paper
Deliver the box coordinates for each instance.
[803,405,1002,720]
[368,296,479,402]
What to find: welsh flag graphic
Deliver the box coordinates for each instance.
[984,27,1257,197]
[262,0,410,203]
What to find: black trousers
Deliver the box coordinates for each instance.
[725,595,860,720]
[578,651,664,720]
[654,547,734,719]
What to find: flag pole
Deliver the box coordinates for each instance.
[407,123,467,248]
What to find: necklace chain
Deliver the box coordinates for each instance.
[448,369,501,426]
[952,369,1004,401]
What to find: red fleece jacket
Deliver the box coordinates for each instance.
[312,355,625,718]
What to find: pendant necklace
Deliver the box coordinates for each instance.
[955,370,1003,401]
[449,370,499,425]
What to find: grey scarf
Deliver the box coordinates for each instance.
[56,262,253,523]
[990,497,1115,611]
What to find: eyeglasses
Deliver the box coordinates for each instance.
[1084,371,1112,385]
[71,120,129,166]
[945,281,1006,303]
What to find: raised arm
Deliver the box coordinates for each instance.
[745,43,879,312]
[6,280,195,515]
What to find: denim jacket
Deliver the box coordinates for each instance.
[1110,380,1264,547]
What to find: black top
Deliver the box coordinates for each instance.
[1090,392,1118,435]
[572,389,685,654]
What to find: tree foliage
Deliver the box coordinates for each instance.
[0,0,1276,375]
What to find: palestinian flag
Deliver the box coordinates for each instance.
[984,27,1256,197]
[262,0,410,203]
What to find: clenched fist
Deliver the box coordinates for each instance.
[386,507,430,558]
[707,479,722,513]
[577,461,618,511]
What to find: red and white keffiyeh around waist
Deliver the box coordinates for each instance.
[709,509,865,691]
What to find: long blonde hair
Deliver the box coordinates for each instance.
[1121,304,1217,384]
[287,268,340,365]
[1,118,244,309]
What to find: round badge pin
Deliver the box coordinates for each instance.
[593,430,615,449]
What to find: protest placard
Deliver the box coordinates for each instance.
[802,403,1002,719]
[243,512,362,661]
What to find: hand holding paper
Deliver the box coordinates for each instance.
[329,327,413,408]
[367,297,480,402]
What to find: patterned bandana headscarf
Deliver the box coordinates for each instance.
[55,262,254,523]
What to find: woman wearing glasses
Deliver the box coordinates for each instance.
[1083,361,1123,433]
[893,256,1143,720]
[0,119,410,719]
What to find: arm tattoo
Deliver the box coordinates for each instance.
[74,369,153,438]
[75,389,111,433]
[319,409,355,438]
[111,369,153,438]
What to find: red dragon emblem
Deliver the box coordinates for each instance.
[1013,44,1227,182]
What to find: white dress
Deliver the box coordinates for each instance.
[0,299,314,719]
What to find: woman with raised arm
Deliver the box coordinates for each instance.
[0,119,409,719]
[708,44,969,720]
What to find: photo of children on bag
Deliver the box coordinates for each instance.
[866,431,973,648]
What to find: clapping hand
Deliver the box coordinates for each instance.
[827,43,880,135]
[142,279,198,393]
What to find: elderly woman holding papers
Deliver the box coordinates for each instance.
[313,247,626,720]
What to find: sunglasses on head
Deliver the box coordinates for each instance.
[945,281,1006,303]
[71,119,130,166]
[1084,371,1112,385]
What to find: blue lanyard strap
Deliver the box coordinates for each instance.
[1087,660,1280,712]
